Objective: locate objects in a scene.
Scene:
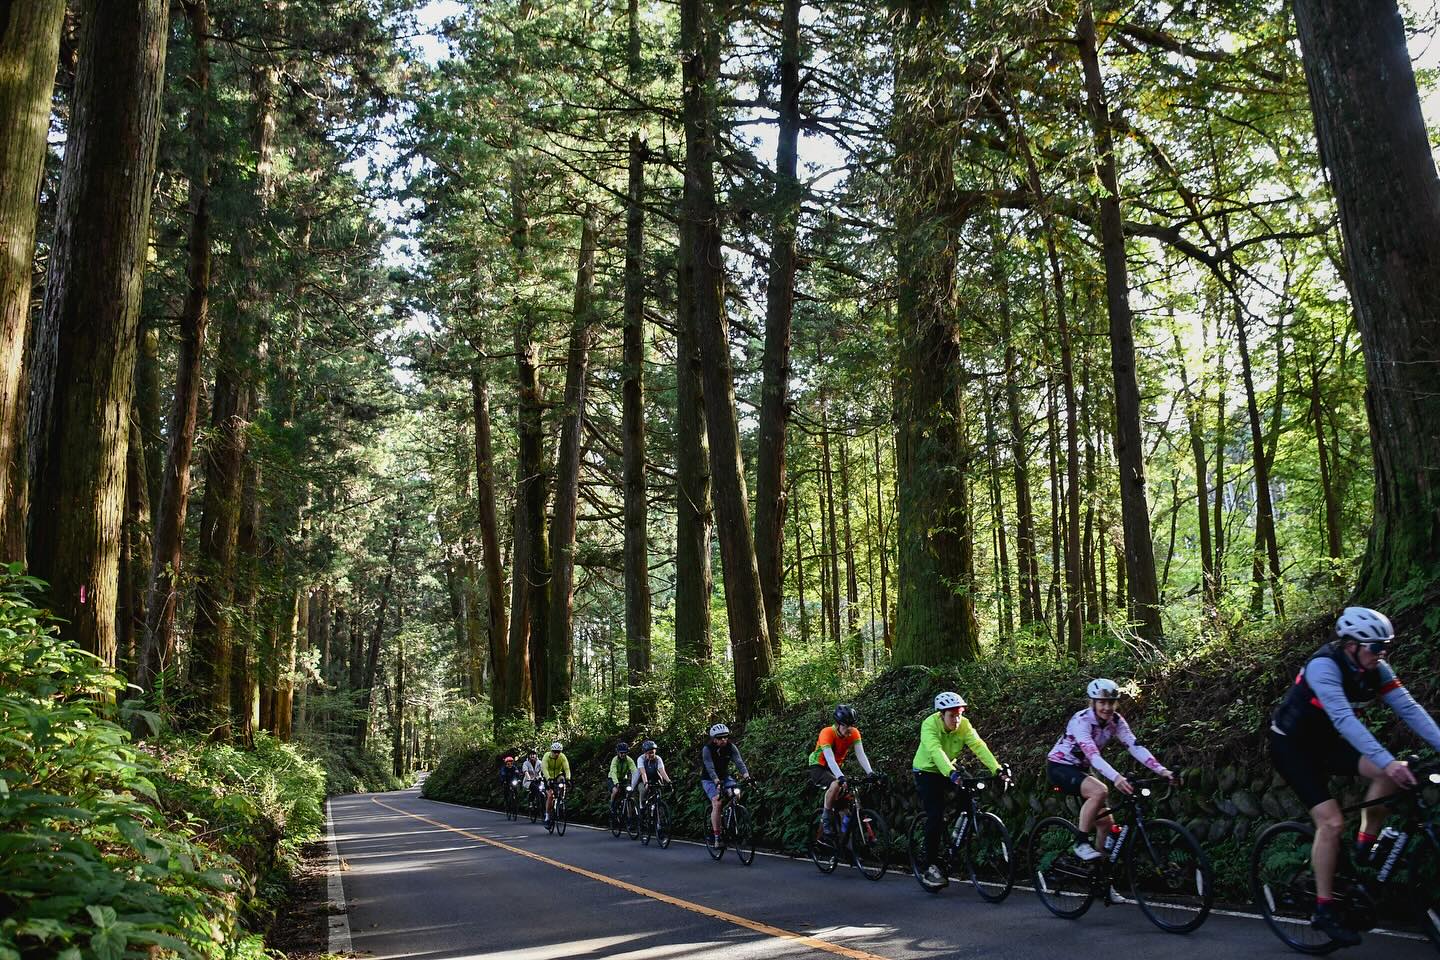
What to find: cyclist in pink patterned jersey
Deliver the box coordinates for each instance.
[1047,678,1173,861]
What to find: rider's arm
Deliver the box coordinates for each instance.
[1114,715,1169,776]
[1308,657,1396,768]
[561,755,571,779]
[1070,715,1123,783]
[1378,664,1440,753]
[821,745,844,778]
[958,716,1001,774]
[657,757,670,783]
[731,745,750,779]
[919,714,956,774]
[701,745,719,782]
[853,739,875,776]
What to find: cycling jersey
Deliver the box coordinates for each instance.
[608,755,636,784]
[912,710,999,775]
[637,754,667,783]
[541,752,570,780]
[521,759,541,784]
[1047,708,1166,783]
[498,764,521,786]
[700,742,748,783]
[808,724,862,767]
[1271,643,1440,769]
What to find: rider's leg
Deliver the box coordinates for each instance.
[1078,775,1111,849]
[711,794,723,836]
[1310,799,1344,900]
[823,778,841,815]
[915,771,948,867]
[1356,756,1399,840]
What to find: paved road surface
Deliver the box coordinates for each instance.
[327,788,1434,960]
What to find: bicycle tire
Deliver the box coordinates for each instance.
[853,807,890,881]
[707,807,726,860]
[809,811,838,874]
[1128,817,1213,934]
[1250,820,1340,954]
[1028,816,1096,920]
[529,793,540,824]
[657,800,672,850]
[906,814,945,893]
[556,799,568,836]
[610,802,623,838]
[640,802,653,846]
[965,810,1015,903]
[733,804,756,866]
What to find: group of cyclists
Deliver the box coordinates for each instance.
[492,605,1439,949]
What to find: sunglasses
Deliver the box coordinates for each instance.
[1359,639,1393,655]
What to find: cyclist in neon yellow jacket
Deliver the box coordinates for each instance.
[911,691,1009,888]
[541,742,571,827]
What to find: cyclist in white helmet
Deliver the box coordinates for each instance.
[540,741,570,827]
[912,691,1008,888]
[700,723,749,847]
[1269,606,1440,946]
[1047,678,1172,862]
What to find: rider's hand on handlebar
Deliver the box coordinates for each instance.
[1114,774,1134,795]
[949,769,963,785]
[1385,759,1417,789]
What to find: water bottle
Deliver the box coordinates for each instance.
[951,812,969,847]
[840,813,851,836]
[1108,825,1128,862]
[1103,824,1122,852]
[1374,828,1407,882]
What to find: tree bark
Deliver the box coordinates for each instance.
[1233,303,1283,617]
[545,212,597,718]
[24,0,169,666]
[752,0,802,661]
[819,390,842,658]
[838,429,861,665]
[1308,351,1343,564]
[673,255,713,709]
[470,365,514,724]
[1002,309,1041,628]
[1175,338,1216,613]
[1076,1,1162,642]
[680,0,778,719]
[872,431,892,651]
[356,525,399,751]
[0,0,65,563]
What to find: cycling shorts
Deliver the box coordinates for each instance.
[808,766,838,788]
[1047,760,1096,797]
[702,778,737,800]
[1269,728,1361,810]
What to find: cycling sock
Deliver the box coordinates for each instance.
[1356,831,1377,847]
[1315,896,1334,908]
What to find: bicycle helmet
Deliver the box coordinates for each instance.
[934,691,965,712]
[502,755,515,764]
[526,749,537,758]
[550,741,564,752]
[834,704,856,725]
[616,742,630,754]
[1086,678,1120,700]
[1335,607,1394,646]
[641,740,657,751]
[709,723,731,738]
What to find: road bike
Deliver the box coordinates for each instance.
[808,773,891,881]
[1250,758,1440,954]
[609,784,640,839]
[706,779,756,865]
[526,780,543,823]
[1028,772,1213,934]
[545,777,569,836]
[504,777,521,821]
[906,769,1014,900]
[638,783,672,849]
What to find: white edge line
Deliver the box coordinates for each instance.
[412,793,1426,943]
[326,797,355,956]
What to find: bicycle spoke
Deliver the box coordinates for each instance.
[966,811,1014,902]
[1028,816,1096,920]
[1250,821,1338,954]
[853,808,889,880]
[1128,818,1213,934]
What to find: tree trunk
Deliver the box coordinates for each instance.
[120,411,151,672]
[793,476,809,646]
[1076,2,1162,642]
[819,390,842,658]
[356,526,399,751]
[470,365,514,725]
[752,0,801,660]
[24,0,169,666]
[984,391,1014,639]
[1176,339,1216,613]
[1046,376,1062,640]
[1308,352,1343,564]
[1233,296,1283,617]
[680,0,778,719]
[545,212,597,718]
[872,430,892,651]
[137,2,212,694]
[838,429,861,665]
[1003,314,1041,628]
[673,255,713,709]
[0,0,65,563]
[1041,231,1085,659]
[1213,320,1228,597]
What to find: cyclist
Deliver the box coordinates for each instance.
[1268,606,1440,946]
[521,749,543,807]
[633,739,672,809]
[1047,678,1173,864]
[809,704,880,838]
[497,755,522,804]
[608,742,637,817]
[541,741,571,827]
[701,723,749,847]
[913,691,1008,888]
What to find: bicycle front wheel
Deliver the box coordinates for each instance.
[627,800,640,840]
[1128,817,1213,934]
[853,808,890,881]
[1028,816,1096,920]
[808,811,837,874]
[1250,820,1339,954]
[732,804,756,866]
[656,800,671,849]
[640,804,653,846]
[610,802,623,838]
[906,814,943,893]
[965,811,1015,903]
[529,794,539,824]
[556,800,568,836]
[707,809,725,860]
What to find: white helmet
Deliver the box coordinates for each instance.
[934,691,965,712]
[1335,607,1394,644]
[708,723,731,737]
[549,741,564,752]
[1086,678,1120,700]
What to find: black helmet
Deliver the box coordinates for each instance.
[834,704,856,725]
[616,742,630,754]
[641,739,657,751]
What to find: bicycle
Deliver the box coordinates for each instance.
[1250,759,1440,954]
[504,777,521,821]
[705,778,756,866]
[609,784,640,839]
[545,777,569,836]
[1028,772,1212,934]
[808,773,892,881]
[638,783,672,849]
[906,769,1014,900]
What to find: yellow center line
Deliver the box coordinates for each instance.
[369,796,890,960]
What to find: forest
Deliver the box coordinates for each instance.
[3,0,1440,955]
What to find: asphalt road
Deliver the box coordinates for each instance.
[327,787,1435,960]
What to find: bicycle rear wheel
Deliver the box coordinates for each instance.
[732,804,755,865]
[965,811,1014,903]
[853,808,890,881]
[1028,816,1096,919]
[656,800,671,849]
[809,811,838,874]
[1128,817,1213,934]
[1250,820,1340,954]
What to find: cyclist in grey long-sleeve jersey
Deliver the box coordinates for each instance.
[1269,606,1440,945]
[700,723,749,846]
